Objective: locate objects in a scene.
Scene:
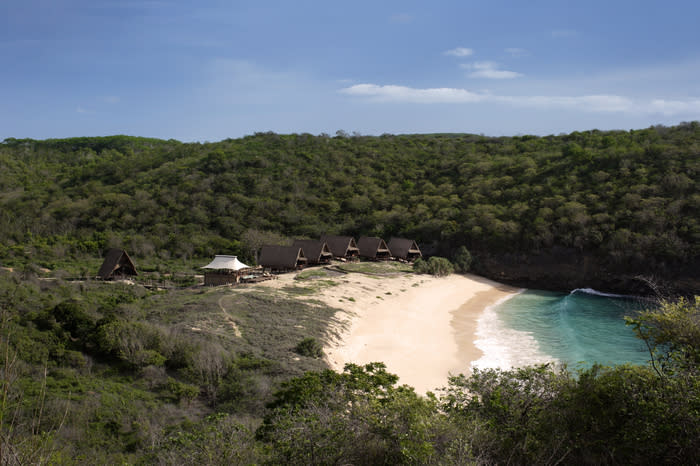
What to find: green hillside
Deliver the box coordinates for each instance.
[0,123,698,462]
[1,124,698,293]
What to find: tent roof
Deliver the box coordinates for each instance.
[201,255,250,271]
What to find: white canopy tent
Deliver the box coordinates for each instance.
[201,255,250,271]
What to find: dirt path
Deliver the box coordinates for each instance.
[217,294,243,338]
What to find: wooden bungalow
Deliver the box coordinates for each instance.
[292,239,333,265]
[357,237,392,261]
[320,235,360,260]
[259,245,307,273]
[388,238,423,262]
[201,255,250,286]
[97,248,138,280]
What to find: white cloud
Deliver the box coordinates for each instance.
[443,47,474,57]
[505,47,528,57]
[462,61,523,79]
[340,84,486,104]
[76,106,89,114]
[648,98,700,115]
[339,82,700,116]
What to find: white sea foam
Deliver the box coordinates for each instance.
[570,288,629,298]
[472,290,557,371]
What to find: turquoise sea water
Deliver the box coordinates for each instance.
[473,289,650,370]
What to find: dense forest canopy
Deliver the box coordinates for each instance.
[1,123,698,292]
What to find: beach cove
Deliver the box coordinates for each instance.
[311,272,521,395]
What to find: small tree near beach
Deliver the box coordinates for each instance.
[413,257,454,277]
[452,246,473,273]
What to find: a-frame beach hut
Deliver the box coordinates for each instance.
[97,248,138,280]
[259,245,308,273]
[201,255,250,286]
[388,238,423,262]
[357,237,392,261]
[320,235,360,260]
[292,239,333,265]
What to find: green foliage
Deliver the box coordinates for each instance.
[95,320,167,368]
[155,414,262,465]
[413,256,454,276]
[164,377,199,404]
[1,126,698,292]
[336,261,414,275]
[1,125,700,462]
[441,364,569,464]
[294,337,323,358]
[441,360,700,464]
[452,246,473,273]
[626,296,700,375]
[259,363,444,465]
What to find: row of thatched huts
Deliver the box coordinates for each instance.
[96,236,422,285]
[257,236,422,273]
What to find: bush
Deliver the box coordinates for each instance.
[452,246,473,273]
[294,337,323,358]
[413,257,454,277]
[165,377,200,404]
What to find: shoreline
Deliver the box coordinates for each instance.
[451,285,523,375]
[317,272,520,395]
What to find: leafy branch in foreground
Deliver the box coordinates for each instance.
[625,296,700,376]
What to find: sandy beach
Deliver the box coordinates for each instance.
[308,271,520,395]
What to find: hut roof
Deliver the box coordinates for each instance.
[357,237,391,259]
[387,238,422,259]
[97,248,138,279]
[320,235,359,258]
[292,240,332,263]
[259,245,307,269]
[201,255,250,271]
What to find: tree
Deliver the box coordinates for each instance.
[413,257,454,277]
[625,296,700,376]
[258,363,446,465]
[452,246,472,273]
[240,229,289,264]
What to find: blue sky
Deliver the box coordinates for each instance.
[2,0,700,141]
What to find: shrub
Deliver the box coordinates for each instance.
[452,246,473,273]
[294,337,323,358]
[413,257,454,277]
[165,377,200,404]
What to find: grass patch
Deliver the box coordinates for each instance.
[281,280,338,296]
[294,269,332,280]
[335,261,414,275]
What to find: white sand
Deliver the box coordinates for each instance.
[311,272,520,395]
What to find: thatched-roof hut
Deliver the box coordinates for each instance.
[97,249,138,280]
[292,240,332,265]
[388,238,422,261]
[259,245,307,272]
[358,237,392,260]
[320,235,360,260]
[201,255,250,286]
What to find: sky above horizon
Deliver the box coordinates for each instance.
[2,0,700,142]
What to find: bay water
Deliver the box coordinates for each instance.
[472,289,651,371]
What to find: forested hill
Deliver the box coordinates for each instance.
[1,124,698,294]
